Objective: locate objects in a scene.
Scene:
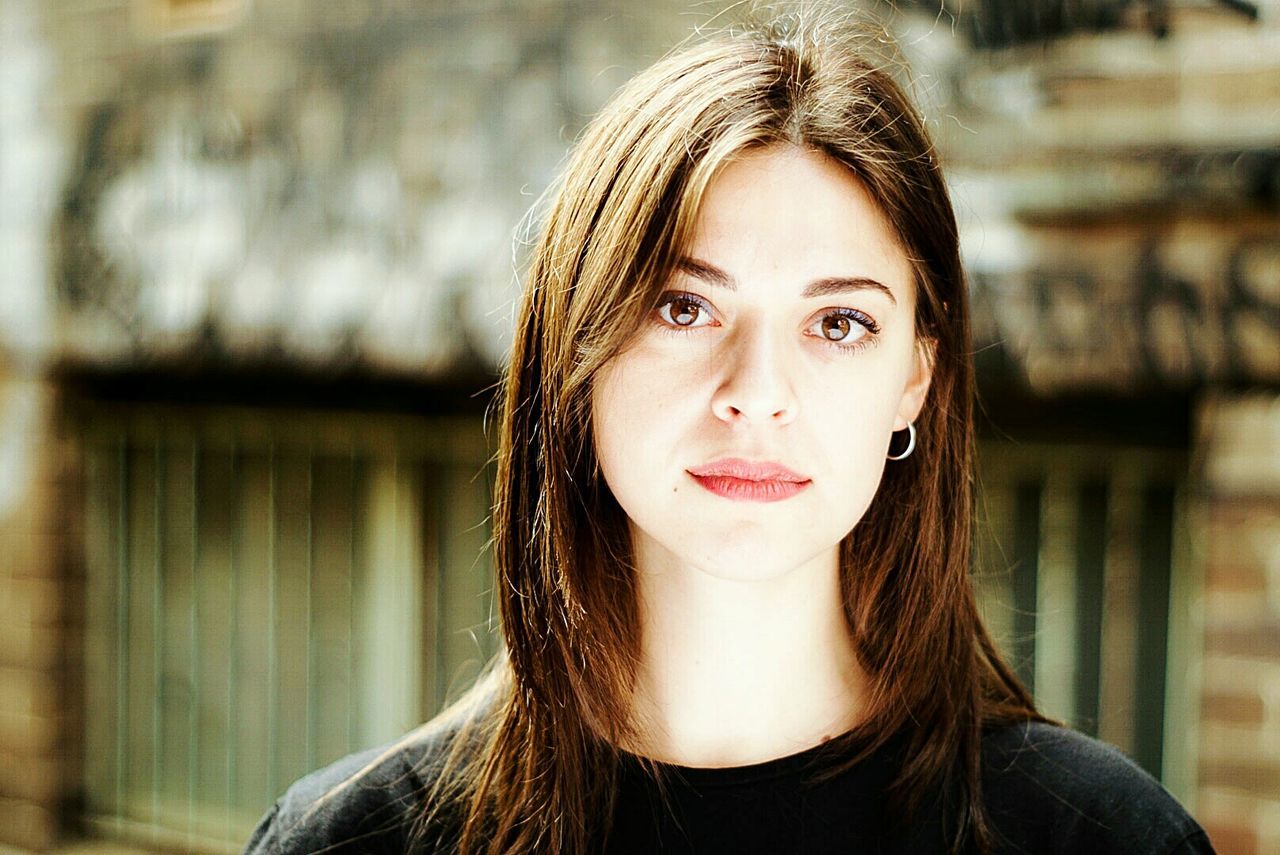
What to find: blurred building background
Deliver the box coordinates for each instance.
[0,0,1276,852]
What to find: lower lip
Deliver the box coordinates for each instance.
[688,474,812,502]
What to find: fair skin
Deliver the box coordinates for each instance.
[592,144,933,768]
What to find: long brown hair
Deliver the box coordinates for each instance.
[413,5,1040,853]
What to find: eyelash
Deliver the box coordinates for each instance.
[652,291,882,353]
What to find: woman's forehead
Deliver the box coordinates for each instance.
[678,145,915,302]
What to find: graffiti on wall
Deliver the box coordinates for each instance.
[972,232,1280,393]
[49,1,655,375]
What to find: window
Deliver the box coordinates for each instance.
[79,404,496,850]
[973,441,1196,797]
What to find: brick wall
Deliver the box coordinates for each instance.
[1195,392,1280,855]
[0,376,81,852]
[0,0,75,848]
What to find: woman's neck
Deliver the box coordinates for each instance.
[625,535,867,768]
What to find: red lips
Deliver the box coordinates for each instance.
[686,458,812,502]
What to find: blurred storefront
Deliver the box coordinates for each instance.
[0,0,1276,852]
[897,3,1280,852]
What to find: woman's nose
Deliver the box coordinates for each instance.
[709,323,799,426]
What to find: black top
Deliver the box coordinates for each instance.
[243,721,1214,854]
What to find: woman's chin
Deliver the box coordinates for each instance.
[657,537,839,585]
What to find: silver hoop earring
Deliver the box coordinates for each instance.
[887,421,916,461]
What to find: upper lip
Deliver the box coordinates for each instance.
[686,458,811,483]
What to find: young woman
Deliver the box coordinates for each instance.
[246,7,1213,854]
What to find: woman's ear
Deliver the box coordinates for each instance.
[894,336,935,430]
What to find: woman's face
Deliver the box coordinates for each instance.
[591,144,933,582]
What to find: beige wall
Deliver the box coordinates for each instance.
[1195,393,1280,855]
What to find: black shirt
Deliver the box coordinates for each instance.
[243,721,1214,854]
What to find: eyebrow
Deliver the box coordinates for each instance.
[675,256,898,306]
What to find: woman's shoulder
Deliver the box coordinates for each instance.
[242,720,466,854]
[979,720,1214,854]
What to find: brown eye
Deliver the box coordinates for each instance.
[656,293,714,329]
[821,314,852,341]
[670,297,700,326]
[807,309,878,349]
